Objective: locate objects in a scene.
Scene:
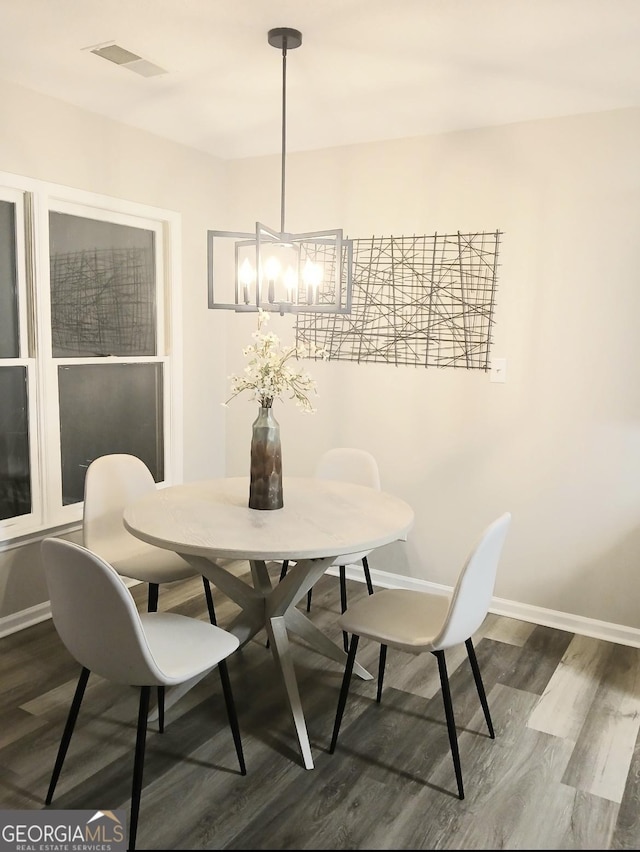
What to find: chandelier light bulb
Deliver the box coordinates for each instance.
[265,256,281,280]
[264,255,281,303]
[302,259,322,304]
[301,259,318,285]
[284,265,297,302]
[239,258,255,303]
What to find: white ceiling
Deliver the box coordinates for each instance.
[1,0,639,160]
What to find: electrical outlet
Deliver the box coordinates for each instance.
[490,358,507,383]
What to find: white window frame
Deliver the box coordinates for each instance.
[0,170,183,546]
[0,184,41,538]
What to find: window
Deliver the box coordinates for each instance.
[0,172,182,543]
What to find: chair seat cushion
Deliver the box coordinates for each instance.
[338,588,451,653]
[140,612,240,685]
[110,545,196,584]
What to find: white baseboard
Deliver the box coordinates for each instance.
[2,565,640,650]
[0,577,141,639]
[0,600,52,638]
[335,564,640,650]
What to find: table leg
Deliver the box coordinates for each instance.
[257,556,373,769]
[153,552,371,769]
[183,553,267,646]
[261,556,334,614]
[284,607,373,681]
[264,614,315,770]
[148,554,266,722]
[261,557,372,679]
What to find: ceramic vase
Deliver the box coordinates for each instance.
[249,406,283,510]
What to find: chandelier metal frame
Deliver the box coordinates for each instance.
[208,27,353,315]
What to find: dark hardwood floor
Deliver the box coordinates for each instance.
[1,564,639,850]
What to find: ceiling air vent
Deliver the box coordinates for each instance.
[88,43,167,78]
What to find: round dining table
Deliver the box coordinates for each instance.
[124,475,414,769]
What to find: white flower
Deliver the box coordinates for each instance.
[224,309,326,412]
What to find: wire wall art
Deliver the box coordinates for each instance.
[295,230,502,370]
[50,247,156,357]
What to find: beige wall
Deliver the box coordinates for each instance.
[222,108,640,631]
[1,73,639,636]
[0,76,231,487]
[0,78,230,618]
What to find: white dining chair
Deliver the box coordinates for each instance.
[42,537,246,852]
[279,448,381,651]
[329,512,512,800]
[83,453,217,625]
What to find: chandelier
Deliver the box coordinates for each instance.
[207,27,353,314]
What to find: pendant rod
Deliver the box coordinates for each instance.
[268,27,302,236]
[280,38,288,235]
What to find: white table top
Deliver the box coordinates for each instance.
[124,476,414,562]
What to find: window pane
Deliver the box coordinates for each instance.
[49,212,157,357]
[0,200,19,358]
[58,363,164,505]
[0,366,31,520]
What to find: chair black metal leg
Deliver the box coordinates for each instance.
[338,565,348,612]
[306,587,313,612]
[329,634,359,753]
[434,650,464,800]
[217,660,246,775]
[147,583,159,613]
[46,666,90,805]
[376,644,387,703]
[465,637,494,738]
[339,565,349,652]
[157,686,165,733]
[129,686,150,852]
[202,577,217,625]
[147,584,164,725]
[279,559,289,581]
[362,556,374,595]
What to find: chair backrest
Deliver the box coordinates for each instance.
[83,454,157,560]
[315,448,381,565]
[433,512,512,650]
[314,448,381,491]
[42,537,165,685]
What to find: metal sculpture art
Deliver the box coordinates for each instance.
[295,230,501,370]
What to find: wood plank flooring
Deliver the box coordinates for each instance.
[1,565,639,850]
